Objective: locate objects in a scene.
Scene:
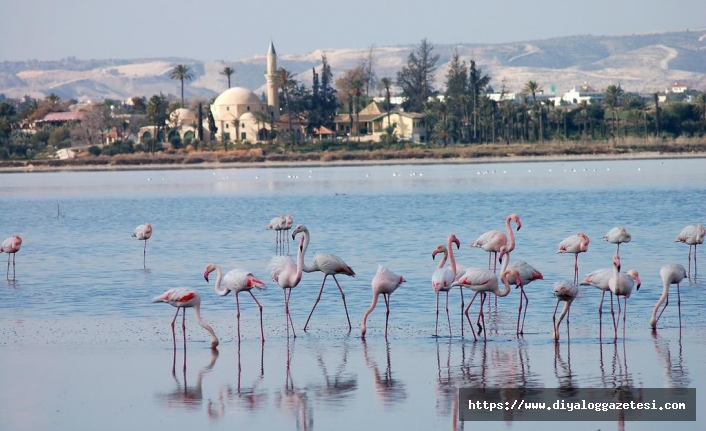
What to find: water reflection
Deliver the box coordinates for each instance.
[553,341,576,398]
[208,342,268,421]
[597,340,644,430]
[275,339,313,430]
[155,348,219,411]
[652,332,690,388]
[310,339,358,406]
[361,339,407,407]
[435,340,463,431]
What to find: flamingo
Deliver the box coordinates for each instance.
[603,226,631,256]
[608,254,641,342]
[581,267,613,340]
[452,256,518,342]
[361,265,406,338]
[498,247,544,335]
[151,288,219,350]
[675,224,705,278]
[431,234,461,337]
[204,263,266,343]
[650,263,687,330]
[552,280,578,342]
[283,215,294,254]
[267,234,305,338]
[470,213,521,273]
[291,224,355,332]
[557,232,590,284]
[1,234,22,281]
[132,222,152,269]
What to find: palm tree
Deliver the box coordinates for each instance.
[275,68,296,149]
[603,84,624,139]
[220,67,235,89]
[379,77,393,126]
[350,79,364,139]
[170,65,194,108]
[522,80,544,142]
[694,92,706,134]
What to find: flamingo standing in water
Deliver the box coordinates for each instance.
[675,224,705,278]
[581,267,613,340]
[132,222,152,269]
[452,257,519,342]
[1,234,22,280]
[361,265,406,338]
[557,232,590,284]
[152,288,219,350]
[431,234,461,337]
[650,263,687,330]
[291,225,354,332]
[268,234,305,338]
[608,254,641,342]
[498,247,543,335]
[470,213,521,273]
[552,280,578,342]
[603,226,631,256]
[204,263,267,342]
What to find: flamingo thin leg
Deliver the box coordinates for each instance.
[552,299,560,341]
[445,290,452,338]
[249,290,265,342]
[304,275,327,331]
[235,291,241,342]
[435,291,439,336]
[332,275,352,331]
[383,294,390,338]
[464,292,479,342]
[459,287,464,337]
[677,283,682,330]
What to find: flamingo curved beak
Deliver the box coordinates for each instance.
[453,238,460,249]
[204,272,210,282]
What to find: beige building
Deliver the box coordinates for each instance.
[334,101,426,142]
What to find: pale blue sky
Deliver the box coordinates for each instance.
[3,0,704,61]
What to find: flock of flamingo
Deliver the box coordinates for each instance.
[2,216,703,352]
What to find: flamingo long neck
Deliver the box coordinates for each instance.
[437,250,448,270]
[650,278,671,326]
[555,302,571,334]
[505,216,516,253]
[213,265,228,296]
[299,228,317,273]
[193,305,219,347]
[494,251,512,297]
[447,237,457,275]
[361,293,380,335]
[294,237,305,284]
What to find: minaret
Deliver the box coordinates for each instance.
[265,41,279,114]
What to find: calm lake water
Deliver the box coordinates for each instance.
[0,158,704,430]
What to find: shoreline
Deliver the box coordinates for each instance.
[1,151,705,173]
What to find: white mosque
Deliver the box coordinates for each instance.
[139,41,284,145]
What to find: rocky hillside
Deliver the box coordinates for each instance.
[1,30,704,102]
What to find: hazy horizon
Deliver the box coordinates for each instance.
[3,0,705,62]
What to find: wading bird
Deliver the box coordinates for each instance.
[204,263,266,342]
[499,247,543,335]
[470,213,521,273]
[132,222,152,269]
[268,234,305,338]
[1,234,22,280]
[557,232,590,284]
[431,234,461,337]
[650,263,687,330]
[152,288,219,350]
[608,254,641,342]
[675,224,705,278]
[361,266,406,339]
[552,280,578,342]
[603,226,631,256]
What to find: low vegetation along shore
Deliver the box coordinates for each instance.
[2,137,705,173]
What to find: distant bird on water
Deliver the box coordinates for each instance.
[361,265,406,339]
[675,224,705,278]
[650,263,687,330]
[557,232,590,284]
[603,226,631,256]
[268,215,294,255]
[291,224,355,332]
[204,263,267,343]
[132,222,152,269]
[1,234,22,281]
[152,288,219,350]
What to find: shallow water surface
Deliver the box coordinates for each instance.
[1,158,704,430]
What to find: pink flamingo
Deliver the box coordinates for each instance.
[431,234,461,337]
[470,213,521,273]
[452,257,518,342]
[267,234,305,338]
[552,280,578,342]
[603,226,631,256]
[650,263,687,330]
[675,224,705,278]
[291,225,354,332]
[1,234,22,280]
[361,265,406,339]
[267,216,286,255]
[283,215,294,254]
[557,232,590,284]
[608,254,641,342]
[204,263,267,343]
[132,222,152,269]
[151,288,219,350]
[498,247,543,335]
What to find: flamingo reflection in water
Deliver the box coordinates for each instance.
[275,339,313,431]
[310,339,358,406]
[652,331,691,388]
[155,348,219,412]
[208,341,268,421]
[361,339,407,408]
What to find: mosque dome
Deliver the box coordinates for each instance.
[213,87,263,107]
